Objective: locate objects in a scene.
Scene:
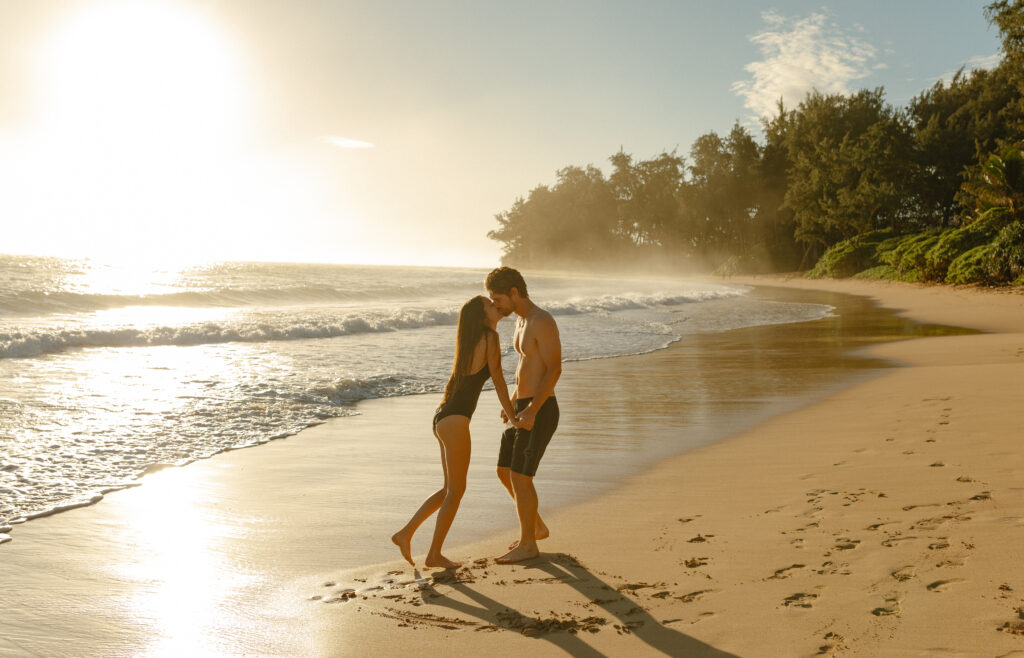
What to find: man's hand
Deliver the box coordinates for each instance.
[515,405,537,431]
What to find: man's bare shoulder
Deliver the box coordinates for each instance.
[528,307,559,337]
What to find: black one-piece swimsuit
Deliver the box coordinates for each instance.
[432,364,490,429]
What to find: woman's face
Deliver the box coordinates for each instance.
[482,298,502,327]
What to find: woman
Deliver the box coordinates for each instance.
[392,295,516,569]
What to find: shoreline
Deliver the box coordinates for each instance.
[2,279,1021,655]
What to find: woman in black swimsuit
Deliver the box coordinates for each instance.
[392,295,516,568]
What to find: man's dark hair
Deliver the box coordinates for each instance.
[486,266,528,298]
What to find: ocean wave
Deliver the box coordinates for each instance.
[310,374,437,405]
[547,288,746,315]
[0,284,442,316]
[0,288,748,359]
[0,309,460,359]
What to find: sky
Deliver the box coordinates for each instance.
[0,0,1004,267]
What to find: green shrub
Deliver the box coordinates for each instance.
[806,229,894,279]
[946,244,996,284]
[985,221,1024,283]
[879,231,940,279]
[923,215,1002,282]
[874,235,904,259]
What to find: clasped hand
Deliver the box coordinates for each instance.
[501,407,535,430]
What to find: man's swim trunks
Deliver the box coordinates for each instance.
[497,396,559,477]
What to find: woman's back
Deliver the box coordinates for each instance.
[434,336,492,423]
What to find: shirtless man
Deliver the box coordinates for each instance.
[485,267,562,564]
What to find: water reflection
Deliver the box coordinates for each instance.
[539,286,976,499]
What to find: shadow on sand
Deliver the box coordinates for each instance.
[414,552,737,657]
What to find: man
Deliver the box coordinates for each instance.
[485,266,561,563]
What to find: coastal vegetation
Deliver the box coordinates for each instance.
[488,1,1024,285]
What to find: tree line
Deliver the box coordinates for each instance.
[488,1,1024,285]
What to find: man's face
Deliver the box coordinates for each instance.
[487,290,515,317]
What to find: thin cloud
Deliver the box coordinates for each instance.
[323,135,374,149]
[935,52,1002,85]
[732,11,879,119]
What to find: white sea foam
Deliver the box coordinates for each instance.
[0,288,746,359]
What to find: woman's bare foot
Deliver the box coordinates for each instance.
[507,520,550,550]
[496,543,539,564]
[391,531,414,566]
[424,553,462,569]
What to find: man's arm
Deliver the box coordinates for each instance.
[516,315,561,429]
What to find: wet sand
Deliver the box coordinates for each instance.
[2,281,1022,656]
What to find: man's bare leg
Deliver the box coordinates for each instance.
[496,466,548,549]
[496,471,541,563]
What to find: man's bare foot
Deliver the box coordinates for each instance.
[424,553,461,569]
[496,543,539,564]
[507,521,549,550]
[391,531,414,566]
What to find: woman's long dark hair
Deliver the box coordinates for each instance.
[440,295,493,407]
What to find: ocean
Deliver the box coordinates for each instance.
[0,255,834,526]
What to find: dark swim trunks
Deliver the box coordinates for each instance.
[497,396,559,477]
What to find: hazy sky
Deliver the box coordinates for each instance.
[0,1,1002,267]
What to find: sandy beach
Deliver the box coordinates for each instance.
[2,279,1023,657]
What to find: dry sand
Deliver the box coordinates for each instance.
[2,278,1023,657]
[309,279,1024,657]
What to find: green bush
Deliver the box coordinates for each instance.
[946,244,996,284]
[806,229,894,278]
[985,221,1024,283]
[874,235,904,259]
[879,231,940,279]
[923,215,1002,281]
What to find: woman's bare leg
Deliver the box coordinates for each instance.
[392,431,450,566]
[425,416,471,569]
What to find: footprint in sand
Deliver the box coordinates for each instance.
[677,589,716,603]
[817,631,846,656]
[927,579,966,592]
[783,592,818,608]
[882,535,917,548]
[936,559,966,568]
[999,605,1024,634]
[891,566,917,582]
[833,538,861,551]
[928,539,951,550]
[871,594,903,616]
[998,621,1024,636]
[902,503,940,511]
[815,561,851,576]
[683,557,709,568]
[768,564,806,580]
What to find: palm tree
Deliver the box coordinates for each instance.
[959,142,1024,222]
